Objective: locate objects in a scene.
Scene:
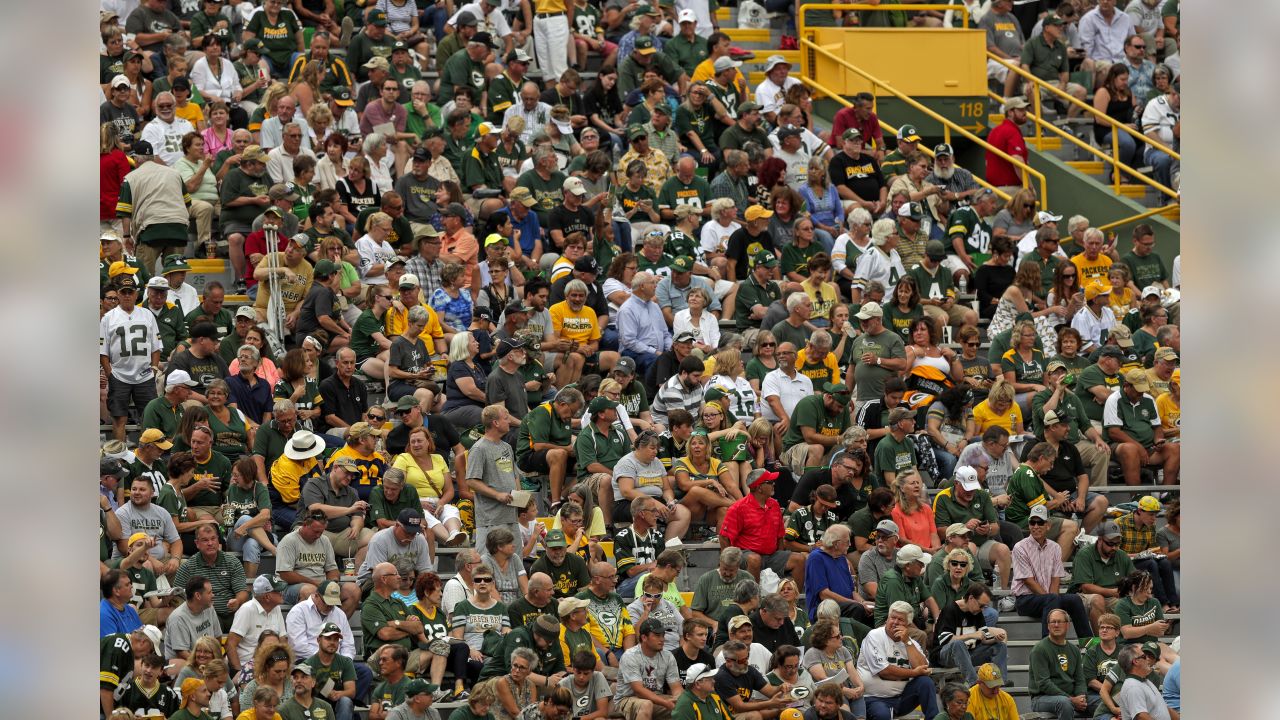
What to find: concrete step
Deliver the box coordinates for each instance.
[1067,160,1106,175]
[723,27,777,44]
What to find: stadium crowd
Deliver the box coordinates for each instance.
[99,0,1182,718]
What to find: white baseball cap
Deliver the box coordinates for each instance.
[685,662,717,684]
[677,8,696,23]
[955,466,981,491]
[166,369,199,388]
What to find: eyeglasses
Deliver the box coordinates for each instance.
[949,560,969,567]
[1047,619,1069,625]
[379,294,394,300]
[104,295,120,303]
[511,663,531,670]
[1131,43,1146,49]
[1099,538,1118,547]
[1099,625,1119,631]
[703,412,721,418]
[781,663,799,671]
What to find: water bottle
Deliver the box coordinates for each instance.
[958,275,969,295]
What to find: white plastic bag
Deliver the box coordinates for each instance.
[738,0,770,30]
[759,567,781,594]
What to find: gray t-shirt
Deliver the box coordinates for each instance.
[980,10,1026,57]
[611,453,668,499]
[300,477,360,532]
[164,601,223,659]
[614,646,680,700]
[467,436,519,527]
[276,529,339,584]
[957,444,1017,498]
[1117,677,1170,720]
[486,365,529,421]
[560,671,612,718]
[627,597,683,651]
[113,501,180,559]
[358,527,435,584]
[857,550,895,596]
[801,645,854,678]
[481,551,527,606]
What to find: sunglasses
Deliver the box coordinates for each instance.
[473,577,494,584]
[643,592,662,599]
[367,414,385,421]
[1028,519,1047,526]
[949,560,969,567]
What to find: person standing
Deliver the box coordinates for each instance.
[466,404,521,551]
[527,0,573,90]
[101,270,162,442]
[984,97,1029,197]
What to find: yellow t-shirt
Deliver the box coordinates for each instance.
[384,300,446,348]
[795,348,840,387]
[966,685,1020,720]
[1155,391,1179,438]
[175,102,205,128]
[1109,287,1134,317]
[804,281,841,323]
[535,0,567,13]
[972,399,1022,434]
[1070,252,1113,286]
[549,301,601,344]
[393,452,450,499]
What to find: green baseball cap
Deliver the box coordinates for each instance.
[752,250,778,268]
[404,678,438,696]
[313,259,339,277]
[161,255,191,275]
[822,382,851,397]
[587,395,617,415]
[670,255,694,273]
[367,9,389,25]
[545,529,568,548]
[628,125,648,141]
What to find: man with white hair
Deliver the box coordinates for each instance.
[140,92,196,166]
[617,271,671,376]
[803,524,874,624]
[260,94,313,152]
[857,600,939,720]
[753,55,799,124]
[852,220,905,301]
[924,143,980,208]
[266,121,317,184]
[226,574,288,669]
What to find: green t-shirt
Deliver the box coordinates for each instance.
[616,183,658,217]
[872,567,931,625]
[246,9,301,69]
[219,167,271,227]
[461,146,503,191]
[781,241,823,277]
[531,552,593,598]
[770,319,809,350]
[1074,364,1120,422]
[224,481,270,528]
[882,303,925,344]
[665,34,709,76]
[931,486,998,528]
[719,123,771,154]
[781,394,851,452]
[369,483,421,526]
[1082,640,1120,684]
[156,483,191,525]
[188,450,233,507]
[1068,544,1135,593]
[873,433,918,477]
[438,50,486,105]
[744,357,774,388]
[350,308,384,360]
[1030,387,1092,442]
[1114,596,1163,643]
[1121,251,1169,289]
[515,169,568,225]
[674,102,719,152]
[849,329,906,401]
[689,569,746,616]
[278,697,336,720]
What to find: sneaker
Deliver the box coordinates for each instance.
[432,689,453,702]
[452,690,470,702]
[233,279,247,294]
[997,596,1016,613]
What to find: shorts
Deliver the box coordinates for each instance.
[616,696,672,720]
[221,220,253,235]
[975,536,1000,569]
[107,374,158,418]
[1079,592,1120,613]
[780,442,819,477]
[517,448,575,476]
[940,255,970,275]
[1046,516,1069,540]
[324,527,374,557]
[748,549,794,577]
[1067,490,1102,508]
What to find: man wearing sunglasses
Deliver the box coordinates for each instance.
[1069,520,1135,627]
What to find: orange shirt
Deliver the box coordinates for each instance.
[442,229,479,288]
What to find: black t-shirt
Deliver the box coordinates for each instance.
[386,412,461,456]
[338,177,380,218]
[100,101,140,138]
[855,399,889,457]
[540,87,587,122]
[725,228,776,281]
[547,205,596,252]
[318,374,368,432]
[933,600,987,660]
[714,665,768,706]
[791,470,863,522]
[295,284,339,337]
[1021,438,1087,494]
[584,86,623,127]
[673,645,716,676]
[711,602,751,649]
[827,151,885,203]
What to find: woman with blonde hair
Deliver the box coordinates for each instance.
[799,155,844,251]
[252,82,290,134]
[304,102,333,148]
[971,377,1024,436]
[288,61,323,114]
[696,399,752,496]
[991,186,1039,245]
[441,331,487,430]
[890,471,940,552]
[392,435,468,546]
[349,284,395,378]
[579,377,638,438]
[673,428,738,534]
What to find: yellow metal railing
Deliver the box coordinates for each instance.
[798,74,1012,204]
[798,38,1048,204]
[1097,203,1180,234]
[982,89,1177,198]
[799,3,971,27]
[987,54,1180,197]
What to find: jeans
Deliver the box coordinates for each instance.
[600,326,620,352]
[1133,556,1180,607]
[1031,694,1079,720]
[227,514,270,563]
[1144,145,1178,190]
[354,660,373,704]
[865,675,939,720]
[938,638,1008,685]
[612,219,633,253]
[618,573,641,602]
[1015,592,1093,639]
[933,446,958,481]
[1100,130,1141,181]
[814,228,835,253]
[621,348,659,376]
[420,4,450,41]
[983,605,999,629]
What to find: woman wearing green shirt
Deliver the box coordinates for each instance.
[744,331,778,397]
[205,379,251,461]
[617,159,664,238]
[274,348,324,432]
[1114,572,1175,659]
[882,276,925,344]
[244,0,303,78]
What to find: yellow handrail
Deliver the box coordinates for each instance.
[1097,203,1180,234]
[984,89,1177,198]
[799,37,1049,205]
[798,3,971,27]
[987,54,1180,161]
[800,74,1012,204]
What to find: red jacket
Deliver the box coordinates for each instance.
[984,119,1029,187]
[829,106,885,151]
[101,150,132,221]
[721,494,785,555]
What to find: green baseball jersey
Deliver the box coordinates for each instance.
[1004,464,1049,529]
[438,50,486,106]
[674,101,719,153]
[909,263,956,302]
[785,505,838,547]
[946,206,993,259]
[486,72,522,124]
